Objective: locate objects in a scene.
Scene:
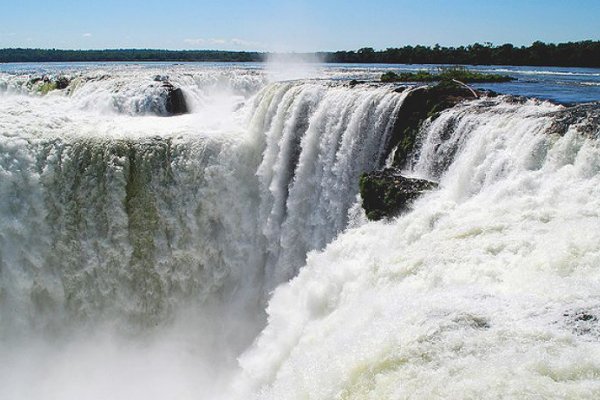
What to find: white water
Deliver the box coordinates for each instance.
[0,66,407,399]
[1,65,599,399]
[238,97,600,399]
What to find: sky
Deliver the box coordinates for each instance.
[0,0,599,51]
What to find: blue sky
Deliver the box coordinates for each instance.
[1,0,598,51]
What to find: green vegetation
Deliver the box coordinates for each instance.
[38,81,57,94]
[0,48,263,63]
[0,40,598,67]
[381,67,515,83]
[381,70,433,82]
[328,41,600,68]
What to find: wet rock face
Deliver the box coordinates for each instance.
[387,81,482,169]
[162,82,188,116]
[359,168,438,221]
[547,102,600,137]
[358,83,598,223]
[55,76,70,90]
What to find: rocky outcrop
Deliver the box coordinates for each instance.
[28,75,71,94]
[24,74,188,116]
[547,102,600,137]
[162,82,188,116]
[152,75,188,115]
[359,81,477,220]
[359,168,437,220]
[55,76,70,90]
[387,81,483,169]
[359,83,598,222]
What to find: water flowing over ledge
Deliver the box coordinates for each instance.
[238,96,600,400]
[0,65,599,399]
[0,68,412,398]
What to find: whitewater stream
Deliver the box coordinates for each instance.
[0,63,599,399]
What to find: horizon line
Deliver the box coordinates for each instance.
[1,39,599,53]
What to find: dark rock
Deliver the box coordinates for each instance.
[55,76,70,89]
[387,81,479,169]
[87,74,111,82]
[359,168,437,221]
[563,308,600,337]
[476,88,500,98]
[349,79,364,87]
[162,82,188,116]
[576,313,596,322]
[547,102,600,137]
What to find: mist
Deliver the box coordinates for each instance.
[264,52,325,82]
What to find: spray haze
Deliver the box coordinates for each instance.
[265,53,325,82]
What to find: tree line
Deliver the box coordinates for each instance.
[1,41,599,67]
[325,41,600,67]
[0,48,263,63]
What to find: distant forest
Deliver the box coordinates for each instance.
[0,49,262,63]
[1,41,599,68]
[326,41,600,68]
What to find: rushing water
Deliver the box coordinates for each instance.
[239,98,600,399]
[0,63,599,399]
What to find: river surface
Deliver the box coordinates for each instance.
[2,61,599,103]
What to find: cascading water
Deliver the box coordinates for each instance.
[237,96,600,399]
[252,82,406,288]
[1,64,599,399]
[0,66,408,399]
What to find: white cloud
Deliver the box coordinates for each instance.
[184,38,222,46]
[82,33,92,37]
[183,38,202,45]
[231,38,261,47]
[184,37,265,50]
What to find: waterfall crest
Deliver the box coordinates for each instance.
[0,73,407,343]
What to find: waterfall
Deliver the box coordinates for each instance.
[0,68,407,399]
[0,75,406,332]
[251,83,406,288]
[237,96,600,399]
[2,65,599,399]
